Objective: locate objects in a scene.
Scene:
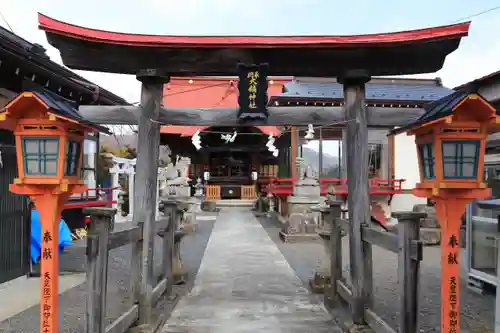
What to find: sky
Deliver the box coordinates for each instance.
[1,0,499,103]
[0,0,499,155]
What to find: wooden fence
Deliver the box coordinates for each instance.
[83,201,182,333]
[205,185,220,200]
[324,203,426,333]
[241,185,256,200]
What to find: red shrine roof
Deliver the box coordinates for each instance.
[39,13,469,48]
[38,13,471,77]
[161,77,287,136]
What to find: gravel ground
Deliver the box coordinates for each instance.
[0,219,215,333]
[256,215,496,333]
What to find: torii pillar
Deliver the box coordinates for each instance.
[132,70,170,327]
[339,70,373,325]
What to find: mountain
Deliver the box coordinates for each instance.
[100,133,137,150]
[302,147,340,174]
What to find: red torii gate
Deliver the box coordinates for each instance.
[38,12,470,331]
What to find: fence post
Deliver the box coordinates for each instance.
[393,211,426,333]
[130,222,143,308]
[172,205,188,284]
[84,207,116,333]
[326,200,343,306]
[160,199,175,295]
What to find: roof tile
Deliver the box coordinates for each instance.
[275,81,454,102]
[20,90,110,134]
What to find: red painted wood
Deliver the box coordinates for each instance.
[62,187,119,209]
[38,13,470,48]
[261,178,405,195]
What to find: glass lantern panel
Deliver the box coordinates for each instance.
[26,159,40,174]
[22,137,59,176]
[462,162,475,178]
[419,143,435,180]
[44,140,59,154]
[442,140,480,179]
[71,142,79,157]
[45,160,58,174]
[65,140,81,176]
[443,162,456,178]
[442,142,457,157]
[462,142,478,158]
[24,141,39,154]
[83,139,97,169]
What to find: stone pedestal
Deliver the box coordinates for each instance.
[309,201,343,293]
[280,196,321,243]
[161,199,188,285]
[171,197,193,234]
[266,191,275,218]
[420,227,441,245]
[310,229,332,293]
[294,179,321,198]
[173,230,188,284]
[412,203,440,245]
[182,195,203,232]
[178,184,191,197]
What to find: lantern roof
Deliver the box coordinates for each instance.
[390,87,497,135]
[2,90,111,134]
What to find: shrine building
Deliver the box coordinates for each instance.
[160,76,454,205]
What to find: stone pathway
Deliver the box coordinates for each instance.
[161,207,339,333]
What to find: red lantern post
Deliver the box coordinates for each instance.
[0,91,109,333]
[391,91,500,332]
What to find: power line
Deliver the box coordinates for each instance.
[149,117,355,137]
[128,82,230,105]
[450,5,500,23]
[0,11,14,33]
[165,82,229,97]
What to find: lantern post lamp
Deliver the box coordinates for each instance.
[0,91,109,333]
[390,89,500,333]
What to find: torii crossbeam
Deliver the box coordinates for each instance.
[78,105,425,127]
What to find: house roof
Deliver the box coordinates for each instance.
[161,77,284,136]
[160,76,457,136]
[0,25,128,105]
[454,69,500,91]
[3,90,111,134]
[39,13,470,77]
[272,78,454,104]
[164,77,288,108]
[161,125,279,136]
[390,86,490,135]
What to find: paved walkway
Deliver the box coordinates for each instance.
[0,273,85,322]
[161,207,340,333]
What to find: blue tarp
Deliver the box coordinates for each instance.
[30,210,73,264]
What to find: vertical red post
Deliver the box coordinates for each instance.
[434,198,468,333]
[291,126,297,182]
[34,193,67,333]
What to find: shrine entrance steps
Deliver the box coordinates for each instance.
[160,207,340,333]
[214,199,254,207]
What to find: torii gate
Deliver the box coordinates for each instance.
[38,13,470,328]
